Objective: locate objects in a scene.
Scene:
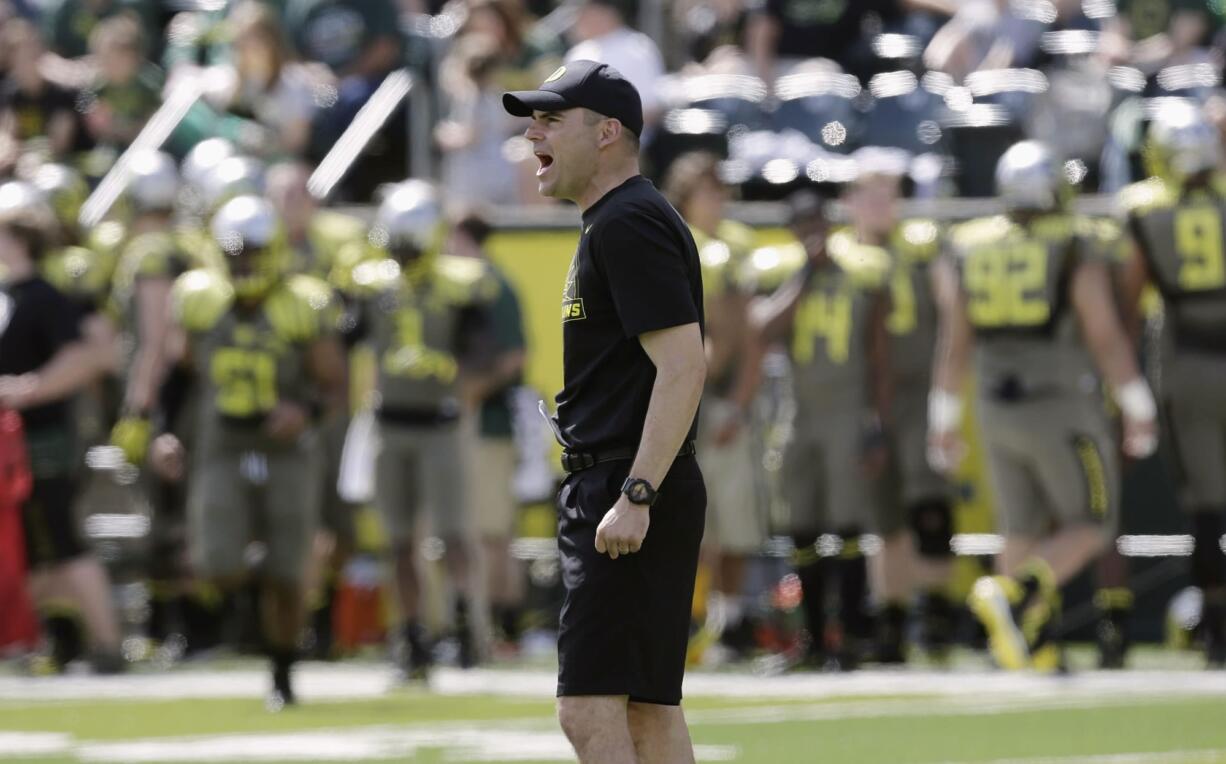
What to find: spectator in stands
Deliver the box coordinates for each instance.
[460,0,565,91]
[204,1,321,159]
[0,20,85,177]
[437,33,522,205]
[746,0,954,87]
[564,0,665,125]
[923,0,1052,81]
[82,14,162,150]
[41,0,157,61]
[446,208,529,656]
[284,0,402,147]
[1099,0,1215,73]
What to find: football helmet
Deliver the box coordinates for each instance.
[210,195,288,299]
[995,141,1067,213]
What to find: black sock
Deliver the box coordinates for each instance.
[269,647,296,687]
[836,535,870,642]
[792,534,827,654]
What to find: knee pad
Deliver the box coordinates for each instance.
[909,498,954,559]
[1192,512,1226,590]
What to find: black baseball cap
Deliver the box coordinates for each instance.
[502,60,644,137]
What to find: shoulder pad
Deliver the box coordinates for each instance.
[892,219,941,261]
[714,219,757,263]
[330,241,386,295]
[829,230,890,289]
[310,211,367,250]
[738,243,807,294]
[434,254,500,303]
[264,275,336,343]
[41,245,113,298]
[1118,177,1174,216]
[948,215,1013,253]
[172,269,233,332]
[87,221,126,259]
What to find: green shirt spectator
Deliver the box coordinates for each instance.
[42,0,158,60]
[82,15,163,149]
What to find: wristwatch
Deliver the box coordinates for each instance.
[621,477,658,507]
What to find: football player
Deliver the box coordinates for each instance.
[929,141,1158,671]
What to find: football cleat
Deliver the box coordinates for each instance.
[968,575,1029,671]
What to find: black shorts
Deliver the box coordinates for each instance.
[556,455,706,706]
[22,475,87,567]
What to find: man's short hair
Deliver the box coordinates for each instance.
[663,151,721,208]
[451,208,494,247]
[583,109,639,152]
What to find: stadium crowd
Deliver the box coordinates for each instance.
[2,0,1226,708]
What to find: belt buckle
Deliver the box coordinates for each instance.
[561,451,596,473]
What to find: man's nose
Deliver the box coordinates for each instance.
[524,123,544,141]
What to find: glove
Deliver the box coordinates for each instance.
[110,415,152,467]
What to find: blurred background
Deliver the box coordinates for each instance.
[2,0,1226,761]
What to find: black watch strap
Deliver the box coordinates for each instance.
[621,477,658,506]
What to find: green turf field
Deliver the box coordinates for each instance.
[3,650,1226,763]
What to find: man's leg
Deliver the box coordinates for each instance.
[628,702,695,764]
[557,696,636,764]
[1027,524,1108,584]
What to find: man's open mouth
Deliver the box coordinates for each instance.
[536,152,554,177]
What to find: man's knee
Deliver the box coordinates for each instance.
[557,696,624,748]
[627,701,680,736]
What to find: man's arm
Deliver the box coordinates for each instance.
[628,322,707,487]
[1071,260,1157,457]
[926,256,972,472]
[0,340,106,409]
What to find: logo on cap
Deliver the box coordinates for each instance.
[544,66,567,84]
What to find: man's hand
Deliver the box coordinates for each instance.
[0,374,39,410]
[264,402,310,442]
[1122,415,1158,459]
[927,427,966,475]
[149,433,186,482]
[595,495,650,560]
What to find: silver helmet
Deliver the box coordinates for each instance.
[126,150,180,213]
[199,156,266,212]
[32,164,88,227]
[371,180,441,254]
[1149,102,1221,179]
[995,141,1065,213]
[211,194,279,253]
[211,195,287,299]
[182,137,238,189]
[0,180,47,219]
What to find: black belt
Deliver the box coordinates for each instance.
[561,440,696,474]
[377,406,459,428]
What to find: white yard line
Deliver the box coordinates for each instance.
[947,751,1226,764]
[2,664,1225,704]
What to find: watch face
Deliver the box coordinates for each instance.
[629,483,649,503]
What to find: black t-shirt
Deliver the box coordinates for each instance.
[0,277,82,430]
[555,176,705,453]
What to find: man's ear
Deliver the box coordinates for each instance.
[596,118,623,149]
